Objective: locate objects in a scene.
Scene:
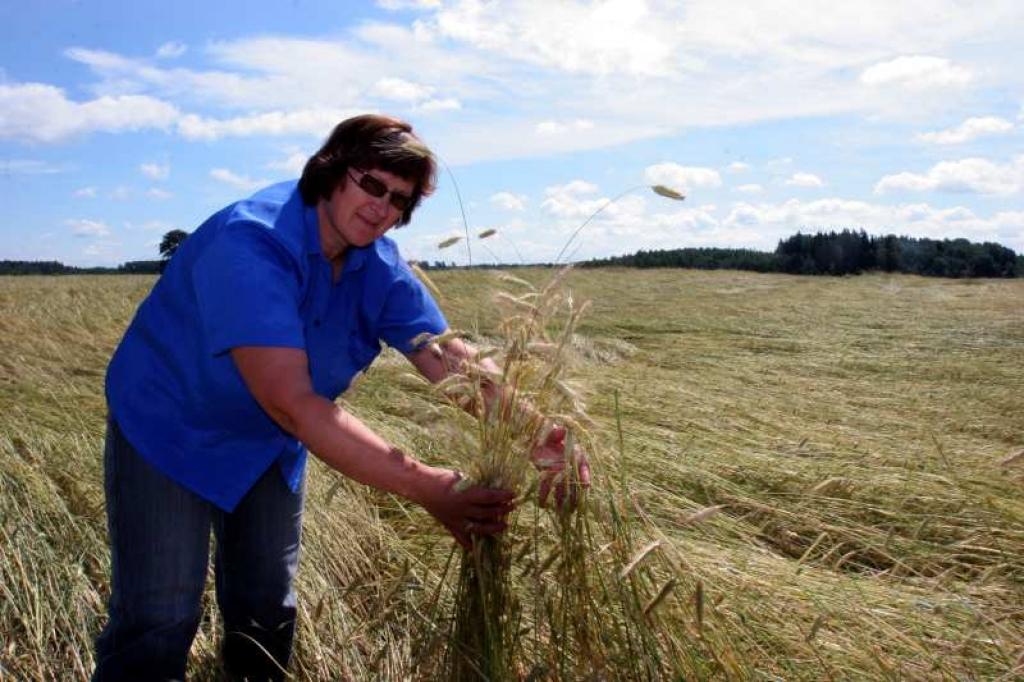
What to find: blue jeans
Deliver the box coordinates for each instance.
[92,417,304,681]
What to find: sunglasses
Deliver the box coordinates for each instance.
[348,169,413,212]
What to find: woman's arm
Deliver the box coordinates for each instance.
[231,346,514,547]
[406,336,591,508]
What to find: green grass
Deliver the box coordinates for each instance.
[1,270,1022,680]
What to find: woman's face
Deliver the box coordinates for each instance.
[318,167,415,259]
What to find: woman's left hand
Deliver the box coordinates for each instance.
[530,425,591,510]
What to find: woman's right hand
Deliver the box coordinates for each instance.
[413,467,516,549]
[530,425,591,510]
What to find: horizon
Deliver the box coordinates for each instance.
[1,1,1022,267]
[6,228,1015,276]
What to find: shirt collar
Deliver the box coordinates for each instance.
[342,238,403,272]
[302,202,322,257]
[302,200,395,274]
[345,245,370,272]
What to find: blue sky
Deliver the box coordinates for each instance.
[2,0,1022,266]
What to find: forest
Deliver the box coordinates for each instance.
[4,230,1021,278]
[580,230,1022,278]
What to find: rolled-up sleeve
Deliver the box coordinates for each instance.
[377,266,449,353]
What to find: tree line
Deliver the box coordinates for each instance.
[1,229,190,275]
[3,228,1021,278]
[580,230,1022,278]
[0,260,165,275]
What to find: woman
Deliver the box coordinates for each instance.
[93,114,585,681]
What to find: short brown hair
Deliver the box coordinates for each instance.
[298,114,437,226]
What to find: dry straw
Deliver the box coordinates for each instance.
[4,177,1023,679]
[409,180,742,679]
[3,269,1023,679]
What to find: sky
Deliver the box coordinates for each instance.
[1,0,1022,267]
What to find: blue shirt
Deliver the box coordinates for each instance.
[106,181,448,511]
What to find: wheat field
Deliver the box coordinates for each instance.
[1,269,1022,680]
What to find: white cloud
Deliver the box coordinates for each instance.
[988,211,1024,248]
[723,198,882,231]
[73,187,97,198]
[66,219,111,238]
[727,162,751,173]
[60,37,642,161]
[717,197,1024,252]
[110,186,132,201]
[266,151,309,175]
[859,55,972,90]
[673,1,1020,66]
[644,163,722,194]
[579,192,1023,259]
[377,0,441,9]
[107,184,134,200]
[490,191,528,211]
[210,168,269,192]
[552,180,598,194]
[403,189,1024,263]
[10,5,1022,264]
[156,42,187,59]
[65,45,328,111]
[43,0,1024,165]
[426,1,677,77]
[736,183,763,194]
[371,76,433,101]
[64,47,133,72]
[786,172,825,188]
[876,172,932,193]
[124,219,175,232]
[536,119,594,136]
[434,120,664,165]
[177,109,356,141]
[915,116,1015,145]
[416,97,461,112]
[82,241,120,259]
[413,1,1024,84]
[530,180,722,262]
[875,156,1024,195]
[140,162,169,180]
[146,188,173,200]
[537,193,738,261]
[0,159,66,174]
[0,82,179,143]
[206,33,470,117]
[541,180,605,219]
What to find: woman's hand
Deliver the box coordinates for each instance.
[530,425,591,510]
[413,467,517,549]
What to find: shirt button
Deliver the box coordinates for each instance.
[314,319,321,327]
